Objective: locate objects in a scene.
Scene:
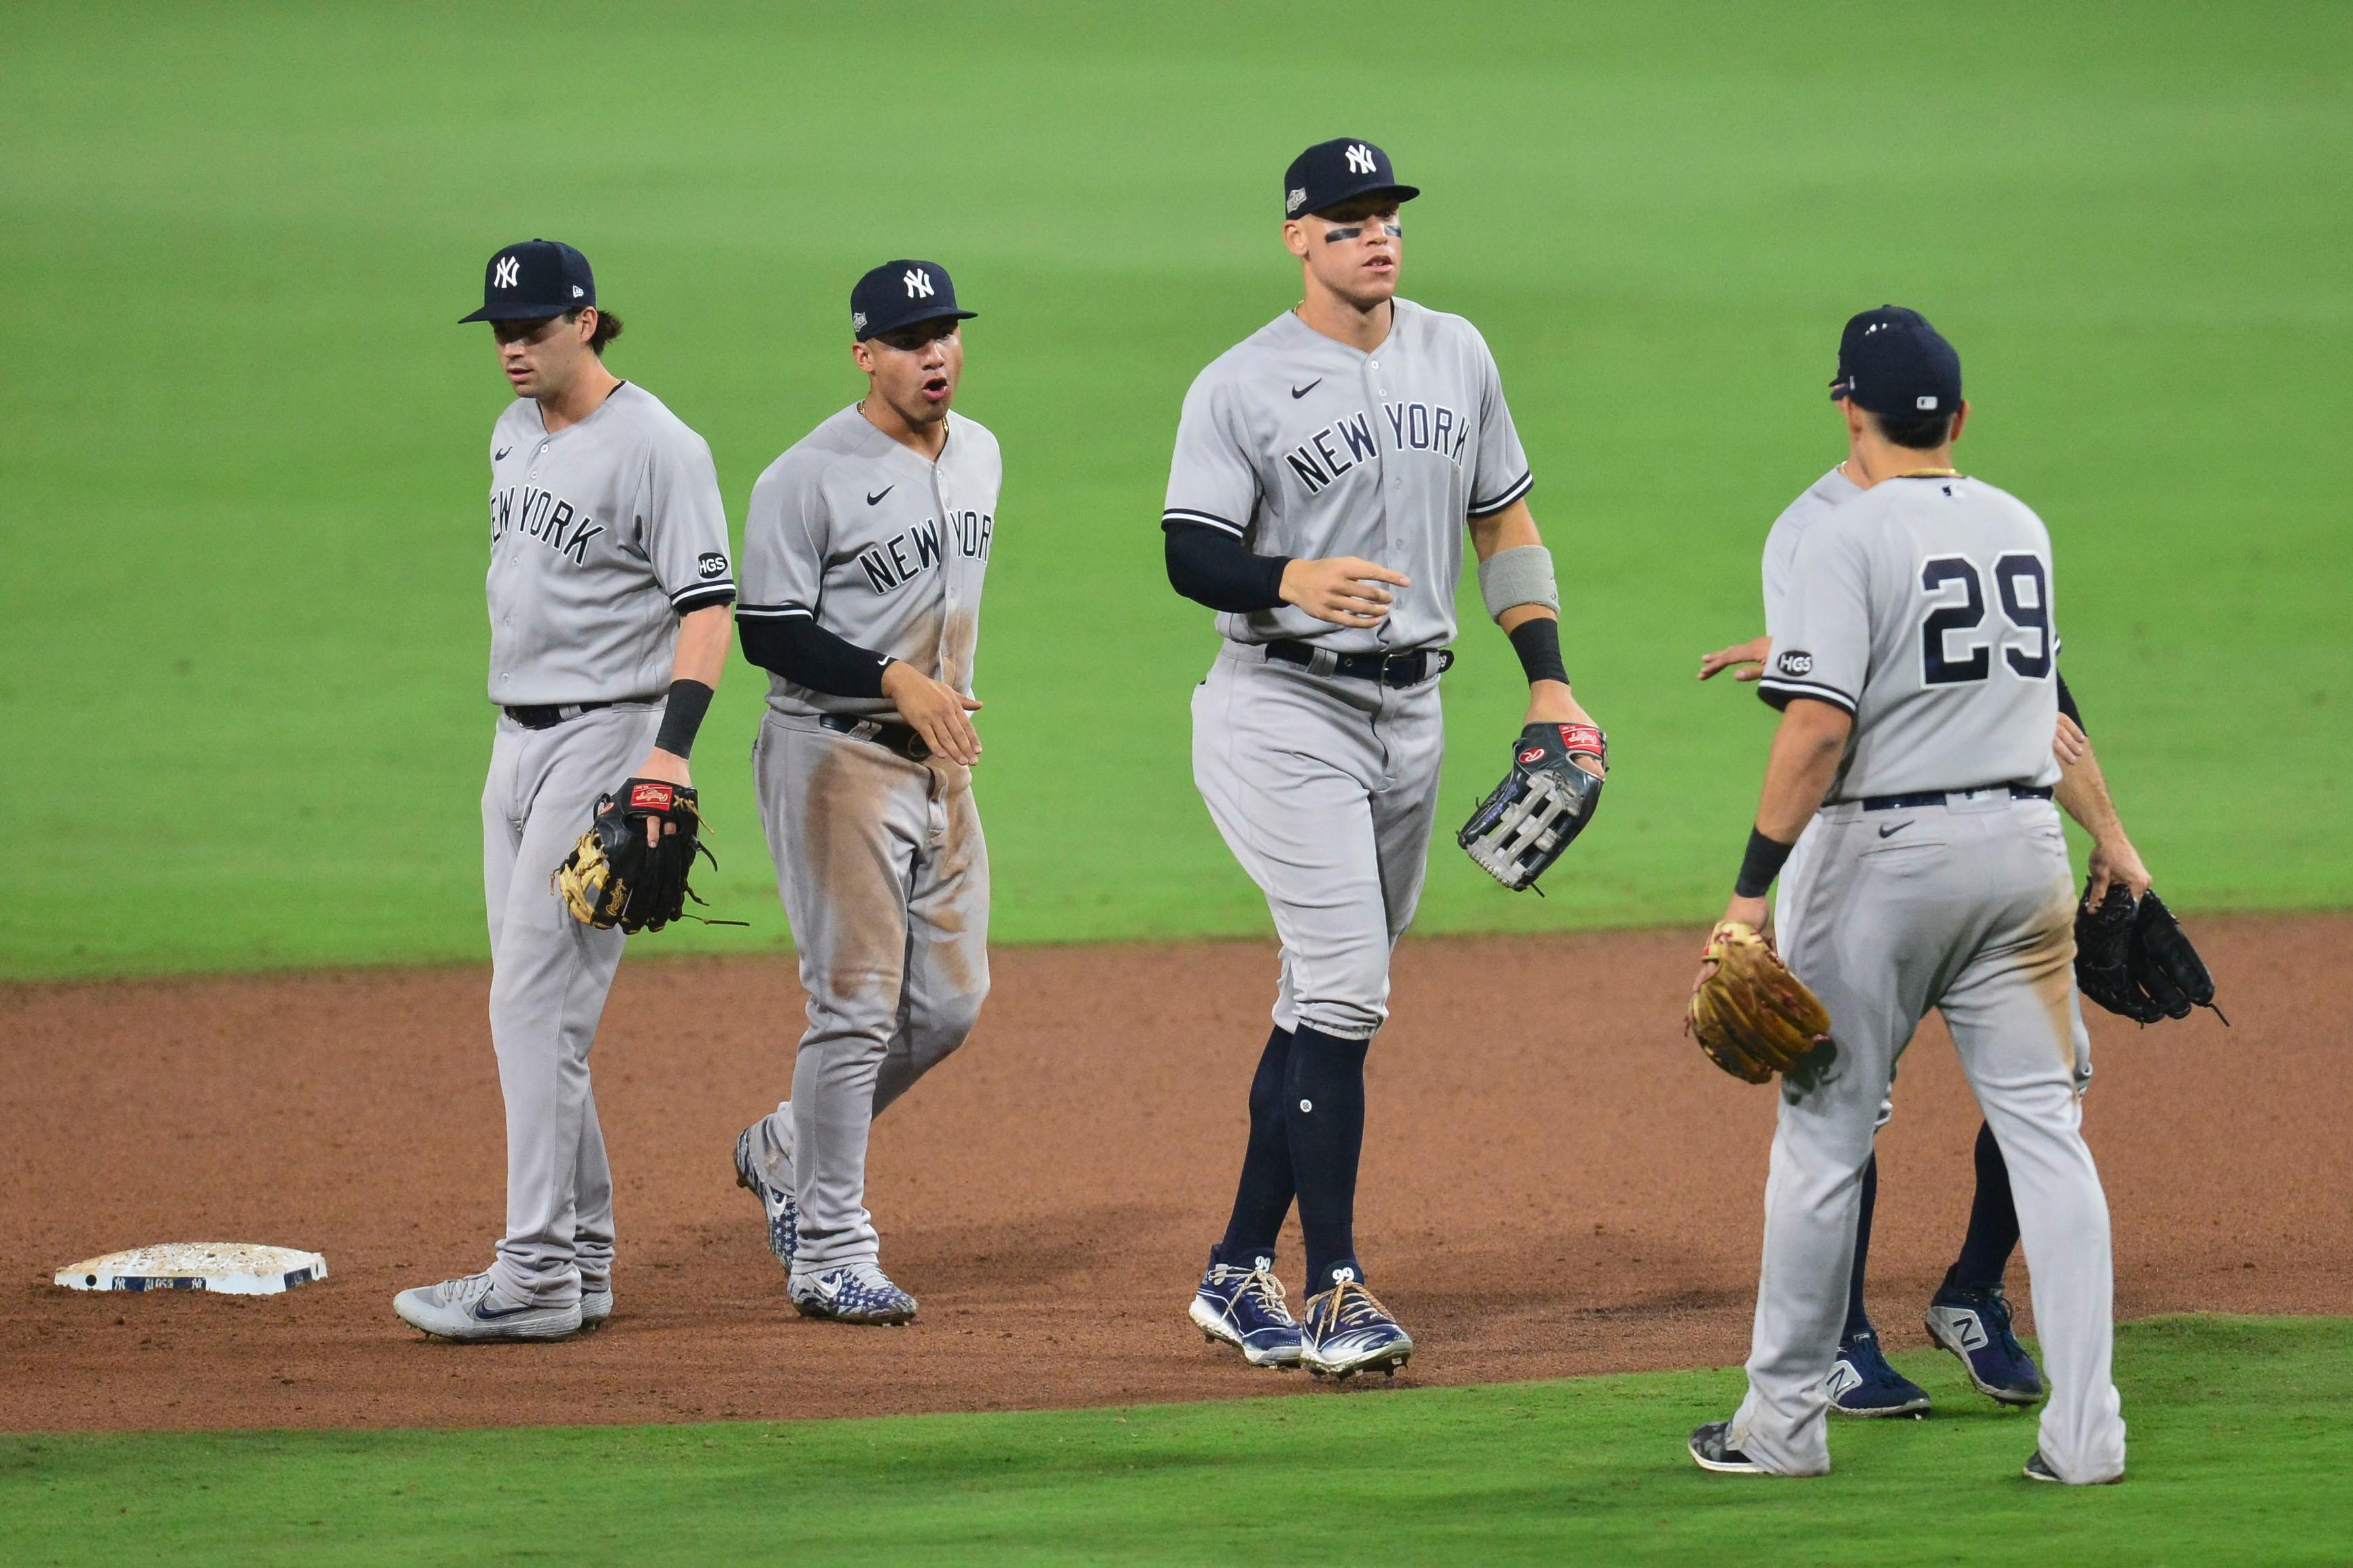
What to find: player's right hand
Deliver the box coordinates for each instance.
[2054,712,2088,767]
[881,661,984,766]
[1698,635,1770,682]
[1279,556,1411,628]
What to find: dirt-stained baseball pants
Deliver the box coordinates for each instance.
[1731,794,2125,1484]
[742,714,990,1275]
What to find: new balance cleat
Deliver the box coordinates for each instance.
[1299,1275,1412,1379]
[1926,1285,2044,1406]
[1188,1251,1303,1368]
[393,1271,582,1342]
[789,1263,917,1325]
[1827,1329,1932,1417]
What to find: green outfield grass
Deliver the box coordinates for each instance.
[3,2,2347,977]
[3,1317,2345,1566]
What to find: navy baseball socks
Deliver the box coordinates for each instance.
[1216,1026,1296,1261]
[1942,1120,2022,1293]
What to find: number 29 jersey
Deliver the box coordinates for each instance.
[1757,473,2061,801]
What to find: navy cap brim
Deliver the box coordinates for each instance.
[1305,181,1420,217]
[459,302,577,324]
[857,303,979,341]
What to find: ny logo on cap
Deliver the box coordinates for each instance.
[903,268,934,300]
[1345,143,1376,175]
[494,257,520,289]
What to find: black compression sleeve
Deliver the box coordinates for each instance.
[2056,670,2084,731]
[1734,827,1796,899]
[738,615,891,699]
[1507,616,1570,686]
[653,678,714,759]
[1165,522,1289,613]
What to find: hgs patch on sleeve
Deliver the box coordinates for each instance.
[697,551,729,579]
[1776,650,1814,676]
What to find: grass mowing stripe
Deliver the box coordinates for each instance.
[3,1317,2347,1566]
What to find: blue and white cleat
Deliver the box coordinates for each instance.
[1827,1328,1932,1417]
[1925,1285,2045,1406]
[1188,1251,1303,1368]
[1689,1421,1764,1474]
[1299,1273,1413,1379]
[734,1124,798,1272]
[789,1263,918,1325]
[393,1270,582,1342]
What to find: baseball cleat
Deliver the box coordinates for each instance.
[1827,1329,1932,1417]
[580,1278,613,1329]
[789,1263,917,1325]
[2023,1451,2061,1483]
[1925,1285,2045,1405]
[1188,1251,1303,1368]
[734,1124,798,1271]
[1688,1421,1764,1475]
[1299,1276,1412,1379]
[393,1271,582,1342]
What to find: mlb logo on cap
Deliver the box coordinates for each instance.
[1827,304,1962,417]
[460,239,596,324]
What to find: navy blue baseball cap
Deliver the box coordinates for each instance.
[1829,305,1962,417]
[851,260,976,342]
[460,239,596,324]
[1283,137,1419,220]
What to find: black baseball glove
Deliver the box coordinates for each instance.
[2074,884,2223,1024]
[553,778,717,935]
[1458,722,1606,892]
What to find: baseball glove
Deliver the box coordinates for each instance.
[553,778,716,935]
[1686,921,1834,1083]
[1458,722,1606,892]
[2074,884,2224,1024]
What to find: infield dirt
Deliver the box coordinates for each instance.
[4,918,2339,1432]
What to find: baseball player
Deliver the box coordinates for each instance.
[396,239,736,1341]
[1694,334,2156,1418]
[1687,307,2127,1484]
[1164,139,1604,1377]
[729,260,996,1326]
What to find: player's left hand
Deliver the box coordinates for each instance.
[2054,712,2089,767]
[631,748,693,846]
[1698,635,1770,682]
[1524,682,1604,778]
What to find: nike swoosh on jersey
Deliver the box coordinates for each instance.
[494,447,513,460]
[1878,822,1912,839]
[867,487,893,506]
[1290,380,1322,399]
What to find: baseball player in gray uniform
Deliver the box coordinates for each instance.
[1696,324,2157,1419]
[395,240,736,1342]
[1687,308,2126,1484]
[1165,140,1604,1378]
[729,260,997,1326]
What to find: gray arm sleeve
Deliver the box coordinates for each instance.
[1477,544,1558,617]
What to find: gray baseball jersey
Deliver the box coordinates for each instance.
[1759,474,2062,801]
[485,382,735,707]
[738,406,1000,720]
[1762,464,1861,618]
[1161,298,1530,653]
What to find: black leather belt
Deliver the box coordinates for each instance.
[1860,784,2054,812]
[504,701,613,731]
[818,713,931,761]
[1263,640,1454,688]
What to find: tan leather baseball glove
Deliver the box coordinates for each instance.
[1685,920,1833,1083]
